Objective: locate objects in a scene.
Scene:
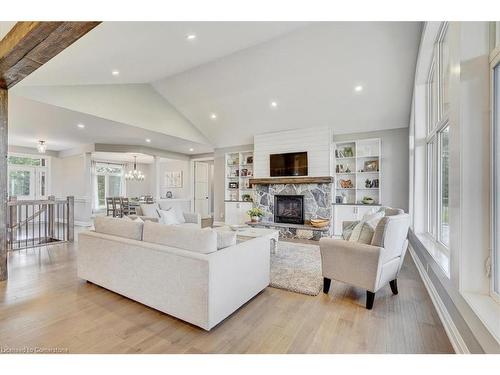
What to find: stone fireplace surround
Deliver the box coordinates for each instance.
[250,177,334,240]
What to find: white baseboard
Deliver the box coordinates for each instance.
[409,246,470,354]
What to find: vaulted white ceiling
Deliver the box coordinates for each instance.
[8,21,422,152]
[17,21,308,86]
[153,22,422,147]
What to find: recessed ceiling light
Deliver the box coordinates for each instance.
[270,101,278,108]
[210,113,217,120]
[189,148,194,152]
[354,85,363,92]
[145,138,151,143]
[112,70,120,76]
[186,33,197,41]
[77,123,85,129]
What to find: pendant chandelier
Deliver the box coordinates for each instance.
[37,140,47,154]
[125,156,145,181]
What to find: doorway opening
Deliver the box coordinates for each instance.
[193,159,214,219]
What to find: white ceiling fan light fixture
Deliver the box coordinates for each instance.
[37,140,47,154]
[125,156,145,181]
[354,85,364,93]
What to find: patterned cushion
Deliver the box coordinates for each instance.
[348,211,384,244]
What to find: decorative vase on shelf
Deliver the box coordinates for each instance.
[251,216,261,223]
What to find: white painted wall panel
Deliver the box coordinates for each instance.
[254,127,332,177]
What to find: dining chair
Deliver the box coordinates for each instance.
[106,197,114,217]
[112,197,123,217]
[121,197,136,216]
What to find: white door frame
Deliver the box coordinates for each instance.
[190,157,214,217]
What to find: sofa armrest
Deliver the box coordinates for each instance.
[183,212,201,225]
[207,236,270,329]
[319,238,384,292]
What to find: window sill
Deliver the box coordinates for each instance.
[415,232,451,277]
[462,292,500,345]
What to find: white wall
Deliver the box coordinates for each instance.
[254,127,332,177]
[333,128,409,211]
[51,153,91,225]
[158,159,190,199]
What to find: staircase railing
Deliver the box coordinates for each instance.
[7,195,74,251]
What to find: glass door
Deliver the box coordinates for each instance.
[7,155,49,200]
[8,166,36,200]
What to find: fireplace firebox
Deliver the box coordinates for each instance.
[274,195,304,225]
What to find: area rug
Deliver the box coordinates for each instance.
[270,241,322,296]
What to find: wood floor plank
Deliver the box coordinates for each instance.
[0,233,454,354]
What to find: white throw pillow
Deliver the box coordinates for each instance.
[139,203,160,218]
[171,207,186,224]
[158,209,180,225]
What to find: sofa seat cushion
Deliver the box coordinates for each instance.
[94,216,144,241]
[142,221,217,254]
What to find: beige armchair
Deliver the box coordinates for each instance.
[320,209,410,309]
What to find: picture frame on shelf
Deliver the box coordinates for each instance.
[246,156,253,164]
[228,181,239,189]
[364,160,379,172]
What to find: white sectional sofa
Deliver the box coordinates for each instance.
[77,216,271,330]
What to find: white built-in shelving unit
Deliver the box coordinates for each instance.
[224,151,255,224]
[224,151,255,202]
[333,138,381,205]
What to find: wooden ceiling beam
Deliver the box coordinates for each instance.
[0,21,100,89]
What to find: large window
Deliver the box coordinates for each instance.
[426,23,450,251]
[93,163,124,209]
[492,56,500,298]
[7,155,49,200]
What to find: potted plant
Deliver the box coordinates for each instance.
[247,207,264,222]
[241,193,252,202]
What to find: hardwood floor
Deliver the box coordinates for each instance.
[0,233,453,354]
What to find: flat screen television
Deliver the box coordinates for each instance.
[270,152,308,177]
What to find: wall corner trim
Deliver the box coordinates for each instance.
[409,246,470,354]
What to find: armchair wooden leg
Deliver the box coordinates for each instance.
[390,279,398,295]
[366,291,375,309]
[323,278,331,294]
